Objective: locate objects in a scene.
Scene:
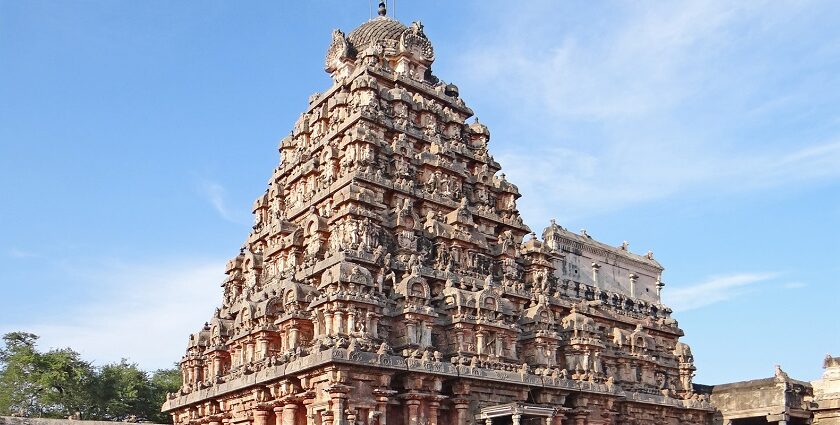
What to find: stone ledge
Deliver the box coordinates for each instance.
[163,348,713,412]
[0,417,166,425]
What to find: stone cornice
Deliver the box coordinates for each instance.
[551,233,663,275]
[163,348,712,412]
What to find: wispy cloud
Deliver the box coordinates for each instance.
[198,180,250,224]
[6,247,38,259]
[497,138,840,224]
[782,281,808,290]
[665,272,779,312]
[0,259,225,370]
[451,1,840,225]
[461,2,742,120]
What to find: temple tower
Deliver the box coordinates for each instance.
[164,5,713,425]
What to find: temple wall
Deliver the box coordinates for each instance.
[163,8,711,425]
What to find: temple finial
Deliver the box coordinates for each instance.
[378,1,386,16]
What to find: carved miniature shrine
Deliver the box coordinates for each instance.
[163,5,715,425]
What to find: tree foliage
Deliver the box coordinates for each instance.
[0,332,181,423]
[0,332,42,418]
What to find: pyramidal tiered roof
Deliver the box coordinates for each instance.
[163,10,713,425]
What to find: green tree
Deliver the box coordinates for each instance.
[94,360,154,421]
[0,332,182,423]
[35,347,97,419]
[149,366,182,423]
[0,333,97,418]
[0,332,42,417]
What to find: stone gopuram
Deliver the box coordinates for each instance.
[162,6,715,425]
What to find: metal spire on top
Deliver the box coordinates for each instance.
[378,1,386,17]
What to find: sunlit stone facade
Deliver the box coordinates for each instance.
[163,6,715,425]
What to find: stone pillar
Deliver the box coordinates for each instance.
[453,398,470,425]
[592,263,601,288]
[405,398,421,425]
[365,312,373,337]
[406,321,417,345]
[246,340,256,363]
[258,337,270,359]
[372,389,396,425]
[655,275,664,300]
[288,327,299,350]
[254,410,270,425]
[551,411,567,425]
[303,395,317,425]
[283,402,298,425]
[321,410,334,425]
[370,315,379,338]
[212,356,222,377]
[324,311,334,336]
[255,338,264,360]
[421,322,432,347]
[512,414,522,425]
[327,385,350,425]
[574,413,588,425]
[628,273,638,298]
[334,311,344,335]
[427,399,441,425]
[273,407,284,425]
[476,332,486,355]
[346,311,356,335]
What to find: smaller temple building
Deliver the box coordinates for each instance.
[700,356,840,425]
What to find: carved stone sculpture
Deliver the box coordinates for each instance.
[163,7,710,425]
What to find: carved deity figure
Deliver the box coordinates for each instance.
[425,171,440,194]
[498,230,515,253]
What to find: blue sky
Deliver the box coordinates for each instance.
[1,1,838,384]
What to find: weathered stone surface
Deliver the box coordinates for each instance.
[705,366,813,425]
[162,5,726,425]
[813,356,840,425]
[691,359,840,425]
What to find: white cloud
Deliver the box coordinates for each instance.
[6,248,38,259]
[466,2,740,121]
[782,281,808,290]
[0,260,225,371]
[664,272,779,312]
[760,141,840,183]
[199,180,250,224]
[499,138,840,225]
[451,1,840,224]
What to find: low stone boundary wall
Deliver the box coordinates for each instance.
[0,417,166,425]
